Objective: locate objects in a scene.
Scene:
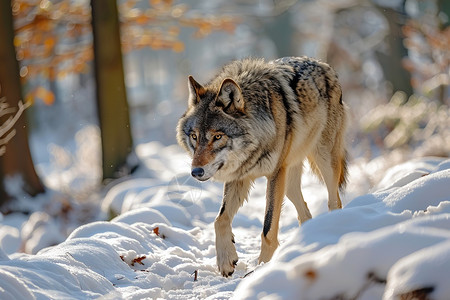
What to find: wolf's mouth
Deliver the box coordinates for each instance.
[191,162,225,182]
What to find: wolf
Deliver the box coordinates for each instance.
[176,56,348,277]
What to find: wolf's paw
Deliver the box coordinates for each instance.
[218,254,238,277]
[216,240,238,277]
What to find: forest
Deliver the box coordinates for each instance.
[0,0,449,299]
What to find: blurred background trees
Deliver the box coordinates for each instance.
[0,0,238,203]
[91,0,134,181]
[0,0,45,204]
[0,0,448,205]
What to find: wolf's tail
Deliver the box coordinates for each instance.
[338,150,348,192]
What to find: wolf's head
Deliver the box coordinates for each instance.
[177,76,255,182]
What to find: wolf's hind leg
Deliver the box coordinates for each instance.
[259,167,286,264]
[215,179,251,277]
[286,164,312,224]
[308,150,343,211]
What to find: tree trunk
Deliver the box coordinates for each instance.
[0,160,9,203]
[375,5,414,98]
[0,0,45,204]
[438,0,450,29]
[91,0,135,181]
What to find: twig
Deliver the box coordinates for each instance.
[191,270,198,281]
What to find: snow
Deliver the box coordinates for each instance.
[1,137,450,299]
[236,160,450,300]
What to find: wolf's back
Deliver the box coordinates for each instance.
[271,56,342,105]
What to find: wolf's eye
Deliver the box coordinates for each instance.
[190,133,197,141]
[214,134,222,141]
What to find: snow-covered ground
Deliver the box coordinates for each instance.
[1,137,449,299]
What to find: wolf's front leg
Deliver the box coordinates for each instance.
[214,179,251,277]
[259,167,286,263]
[215,214,238,277]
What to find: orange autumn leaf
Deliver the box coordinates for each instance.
[153,227,159,236]
[131,256,146,266]
[35,86,55,105]
[44,37,55,49]
[152,226,166,238]
[136,14,150,25]
[172,41,184,52]
[25,92,34,105]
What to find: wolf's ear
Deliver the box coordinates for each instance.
[188,75,205,107]
[216,78,244,114]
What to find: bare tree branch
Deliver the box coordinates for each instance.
[0,96,31,156]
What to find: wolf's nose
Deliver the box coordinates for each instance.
[191,167,205,178]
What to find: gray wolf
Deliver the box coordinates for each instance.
[177,56,348,277]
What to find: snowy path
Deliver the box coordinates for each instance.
[1,142,450,299]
